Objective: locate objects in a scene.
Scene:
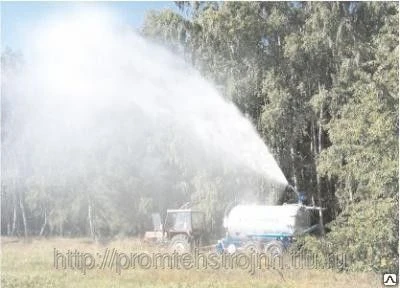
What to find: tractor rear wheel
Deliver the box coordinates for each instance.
[169,234,191,253]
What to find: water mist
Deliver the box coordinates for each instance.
[2,9,288,212]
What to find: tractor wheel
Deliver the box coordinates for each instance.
[243,242,260,254]
[169,234,191,253]
[264,240,284,258]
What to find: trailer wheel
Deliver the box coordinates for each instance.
[169,234,191,253]
[227,244,236,254]
[243,242,260,253]
[264,240,284,257]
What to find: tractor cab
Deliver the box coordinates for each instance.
[144,209,207,253]
[164,209,205,238]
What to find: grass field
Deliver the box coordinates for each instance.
[1,237,382,288]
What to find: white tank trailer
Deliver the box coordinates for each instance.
[224,204,312,237]
[216,203,323,255]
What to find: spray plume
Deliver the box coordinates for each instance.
[2,9,288,206]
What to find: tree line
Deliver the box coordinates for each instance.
[1,2,398,272]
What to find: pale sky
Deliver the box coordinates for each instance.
[1,1,178,52]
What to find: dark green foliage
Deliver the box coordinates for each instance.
[141,2,399,272]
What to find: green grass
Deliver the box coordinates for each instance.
[1,237,382,288]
